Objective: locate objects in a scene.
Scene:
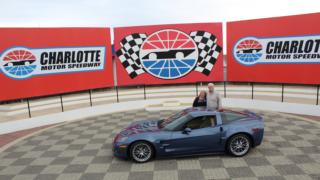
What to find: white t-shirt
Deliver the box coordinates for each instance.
[206,91,222,110]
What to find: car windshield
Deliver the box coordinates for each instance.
[158,111,190,131]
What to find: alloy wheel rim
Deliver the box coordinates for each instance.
[132,143,152,162]
[230,136,250,156]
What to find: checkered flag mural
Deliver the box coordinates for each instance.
[116,30,222,79]
[116,33,147,78]
[190,31,222,76]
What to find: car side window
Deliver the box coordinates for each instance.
[184,116,216,130]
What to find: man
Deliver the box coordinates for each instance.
[206,83,222,110]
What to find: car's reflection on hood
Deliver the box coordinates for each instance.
[120,119,161,136]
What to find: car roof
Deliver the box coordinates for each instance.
[183,107,217,117]
[184,107,247,117]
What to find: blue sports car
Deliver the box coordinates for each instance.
[113,108,264,163]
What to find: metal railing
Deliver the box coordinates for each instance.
[0,81,319,119]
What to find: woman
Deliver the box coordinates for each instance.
[192,90,207,107]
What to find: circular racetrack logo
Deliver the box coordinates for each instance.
[0,48,37,79]
[234,37,263,65]
[139,29,198,79]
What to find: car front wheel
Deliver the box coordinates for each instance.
[130,141,153,163]
[227,134,251,157]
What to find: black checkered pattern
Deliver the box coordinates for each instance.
[0,110,320,180]
[190,31,222,76]
[116,33,147,79]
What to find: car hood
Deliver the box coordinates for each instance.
[120,119,161,136]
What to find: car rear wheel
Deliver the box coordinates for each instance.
[130,141,153,163]
[227,134,251,157]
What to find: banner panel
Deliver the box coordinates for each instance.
[114,23,223,86]
[227,13,320,84]
[0,28,113,101]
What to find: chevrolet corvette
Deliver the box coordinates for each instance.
[113,108,264,163]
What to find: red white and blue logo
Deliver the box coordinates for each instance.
[139,30,198,79]
[116,29,222,79]
[1,48,37,79]
[234,37,263,65]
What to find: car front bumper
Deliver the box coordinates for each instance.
[113,142,129,159]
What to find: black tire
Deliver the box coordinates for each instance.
[130,141,154,163]
[227,134,251,157]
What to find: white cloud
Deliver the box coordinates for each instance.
[0,0,318,52]
[0,0,319,27]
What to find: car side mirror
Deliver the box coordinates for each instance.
[182,128,192,134]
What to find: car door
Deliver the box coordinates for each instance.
[163,115,221,155]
